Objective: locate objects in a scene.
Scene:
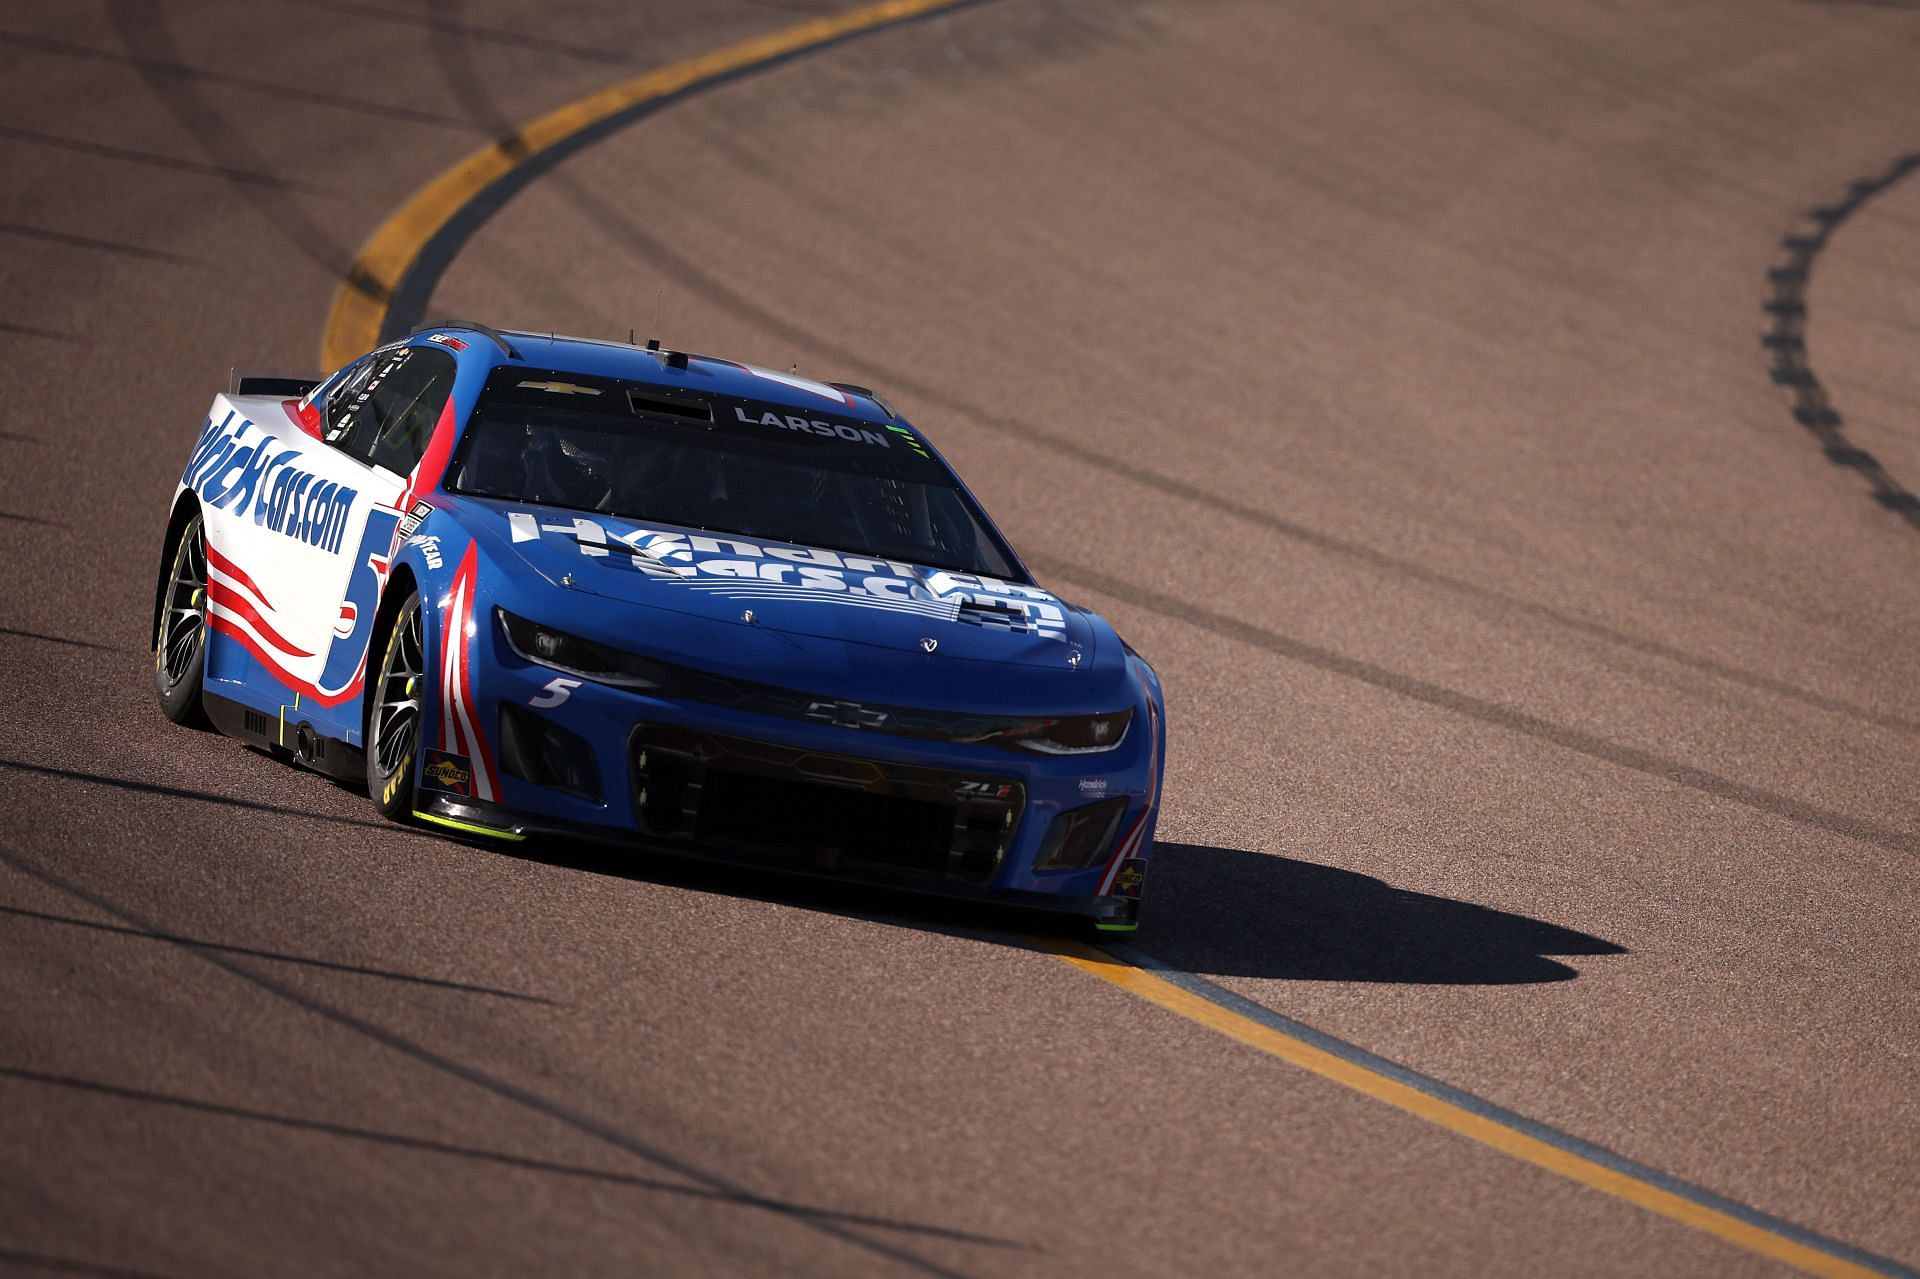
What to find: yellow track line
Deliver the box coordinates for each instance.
[320,0,976,370]
[313,6,1902,1274]
[1049,941,1888,1279]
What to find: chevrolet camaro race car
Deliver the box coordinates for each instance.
[151,324,1166,930]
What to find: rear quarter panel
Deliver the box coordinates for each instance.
[176,393,406,743]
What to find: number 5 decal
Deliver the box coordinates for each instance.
[530,677,582,708]
[319,505,402,699]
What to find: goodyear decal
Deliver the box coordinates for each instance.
[407,534,444,570]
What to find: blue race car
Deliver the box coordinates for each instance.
[153,324,1165,930]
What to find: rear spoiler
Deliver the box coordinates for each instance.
[228,367,324,398]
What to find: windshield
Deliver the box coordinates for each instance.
[445,370,1021,578]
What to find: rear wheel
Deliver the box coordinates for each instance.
[154,513,209,725]
[366,592,424,820]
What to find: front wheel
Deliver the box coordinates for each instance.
[154,512,210,726]
[366,592,423,820]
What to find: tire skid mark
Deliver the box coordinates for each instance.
[1764,152,1920,530]
[0,757,391,832]
[0,321,91,345]
[0,219,193,265]
[280,0,633,65]
[0,625,123,652]
[0,904,554,1004]
[0,28,472,130]
[97,1,373,286]
[0,123,332,194]
[1033,554,1920,860]
[331,0,991,367]
[0,1066,1025,1249]
[0,847,991,1279]
[0,1246,182,1279]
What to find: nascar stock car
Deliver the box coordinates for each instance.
[151,323,1166,930]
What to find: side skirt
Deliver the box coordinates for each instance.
[205,691,366,785]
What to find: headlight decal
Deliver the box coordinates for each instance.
[498,610,670,689]
[966,708,1132,754]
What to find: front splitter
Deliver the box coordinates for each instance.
[412,790,1141,930]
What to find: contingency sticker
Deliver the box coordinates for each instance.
[396,499,434,540]
[421,749,474,796]
[1111,857,1148,900]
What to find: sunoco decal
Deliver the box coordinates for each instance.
[421,749,474,795]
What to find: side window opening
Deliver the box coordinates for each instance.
[322,357,377,442]
[323,346,457,475]
[367,357,456,475]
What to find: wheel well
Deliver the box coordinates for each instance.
[362,564,420,744]
[151,492,201,650]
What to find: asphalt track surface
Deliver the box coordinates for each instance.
[1,1,1917,1275]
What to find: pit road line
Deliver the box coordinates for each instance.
[312,6,1916,1275]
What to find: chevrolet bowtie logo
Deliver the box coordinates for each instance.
[516,380,602,396]
[805,699,890,729]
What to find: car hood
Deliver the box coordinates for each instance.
[459,499,1096,671]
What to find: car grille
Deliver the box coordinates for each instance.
[629,724,1023,885]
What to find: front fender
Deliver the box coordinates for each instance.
[398,517,505,806]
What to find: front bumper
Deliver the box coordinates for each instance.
[418,641,1160,926]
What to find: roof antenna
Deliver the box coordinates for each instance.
[628,327,635,345]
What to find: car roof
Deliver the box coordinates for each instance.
[430,328,897,425]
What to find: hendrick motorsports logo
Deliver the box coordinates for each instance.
[507,512,1068,640]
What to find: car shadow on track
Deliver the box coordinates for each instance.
[1141,842,1625,984]
[494,833,1622,986]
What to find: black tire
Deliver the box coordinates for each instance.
[154,512,210,726]
[366,591,424,820]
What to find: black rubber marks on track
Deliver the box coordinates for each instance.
[0,847,1006,1277]
[1764,152,1920,532]
[369,0,990,343]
